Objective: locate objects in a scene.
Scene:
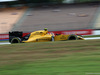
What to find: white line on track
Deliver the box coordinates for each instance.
[0,42,10,45]
[85,37,100,40]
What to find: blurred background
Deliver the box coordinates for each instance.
[0,0,100,34]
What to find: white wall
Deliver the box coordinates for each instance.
[93,30,100,35]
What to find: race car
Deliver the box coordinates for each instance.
[9,29,84,43]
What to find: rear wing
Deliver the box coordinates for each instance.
[9,31,23,42]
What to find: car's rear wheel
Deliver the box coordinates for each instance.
[11,37,21,43]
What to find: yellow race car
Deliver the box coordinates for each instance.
[9,29,84,43]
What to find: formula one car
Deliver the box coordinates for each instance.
[9,29,84,43]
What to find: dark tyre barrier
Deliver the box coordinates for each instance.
[68,34,78,40]
[11,37,21,43]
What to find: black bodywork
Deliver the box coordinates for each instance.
[9,31,23,43]
[9,31,30,43]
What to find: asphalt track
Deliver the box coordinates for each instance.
[0,37,100,45]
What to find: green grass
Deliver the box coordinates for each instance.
[0,40,100,75]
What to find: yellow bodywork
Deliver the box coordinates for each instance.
[22,30,84,43]
[23,30,52,42]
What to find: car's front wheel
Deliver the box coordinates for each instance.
[68,34,78,40]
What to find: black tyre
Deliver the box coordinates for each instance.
[68,34,78,40]
[11,37,21,43]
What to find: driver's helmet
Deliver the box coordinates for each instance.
[44,28,48,31]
